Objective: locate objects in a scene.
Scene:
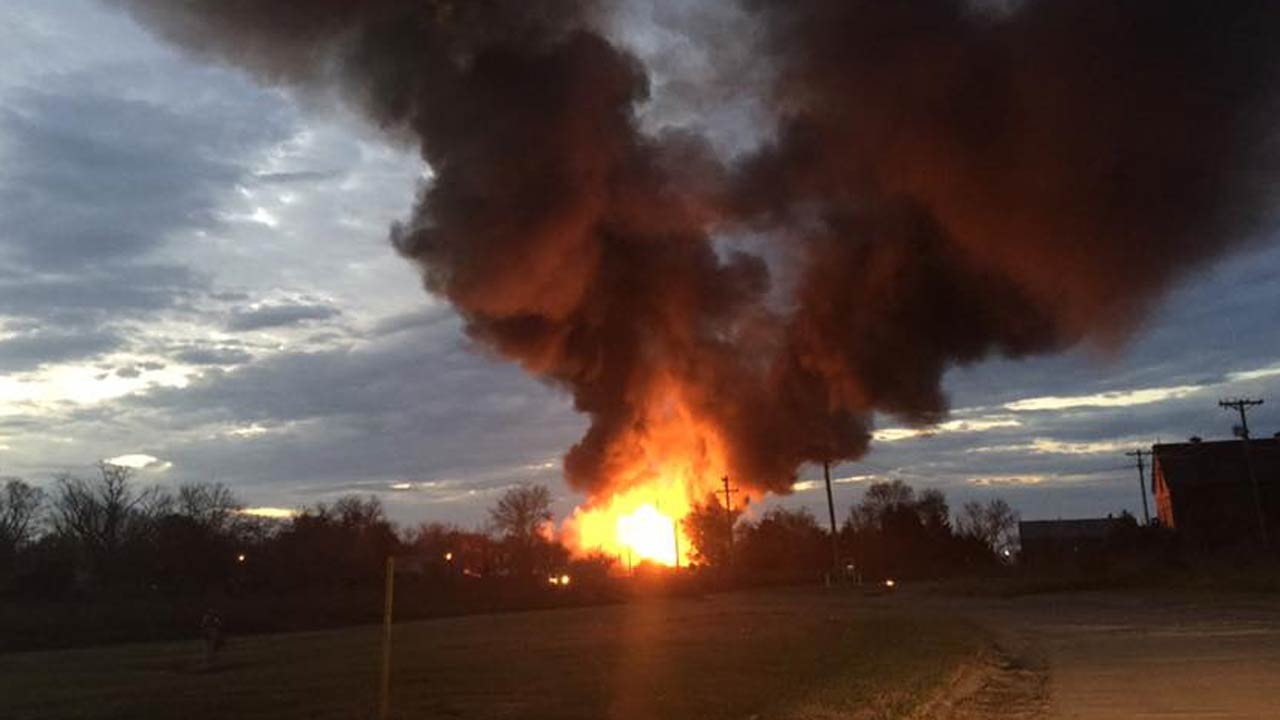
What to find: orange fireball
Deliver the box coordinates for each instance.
[561,381,740,568]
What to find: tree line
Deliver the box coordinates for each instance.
[1,468,1019,596]
[684,479,1017,583]
[0,466,1016,649]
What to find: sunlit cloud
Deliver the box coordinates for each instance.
[1227,365,1280,383]
[238,506,297,519]
[968,475,1045,487]
[873,416,1022,442]
[1003,385,1201,411]
[0,363,191,415]
[225,423,272,438]
[792,474,876,492]
[103,453,171,470]
[967,438,1133,456]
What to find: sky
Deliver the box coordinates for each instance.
[3,0,1280,530]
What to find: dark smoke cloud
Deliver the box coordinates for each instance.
[111,0,1280,498]
[737,0,1280,417]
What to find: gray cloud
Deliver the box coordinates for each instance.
[226,302,340,332]
[0,263,208,329]
[369,308,452,338]
[0,329,124,372]
[172,346,253,366]
[111,321,581,526]
[0,86,291,270]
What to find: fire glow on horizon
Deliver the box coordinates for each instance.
[561,387,746,567]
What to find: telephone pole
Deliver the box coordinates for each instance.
[1124,449,1152,525]
[822,461,841,581]
[719,476,739,561]
[1219,398,1268,546]
[378,556,395,720]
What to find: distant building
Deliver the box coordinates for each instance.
[1018,518,1121,566]
[1152,437,1280,549]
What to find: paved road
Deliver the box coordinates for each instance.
[950,592,1280,719]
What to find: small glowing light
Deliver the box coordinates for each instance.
[559,574,571,586]
[236,553,247,563]
[444,551,454,561]
[884,579,896,588]
[548,576,560,586]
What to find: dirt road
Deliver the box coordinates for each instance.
[939,591,1280,719]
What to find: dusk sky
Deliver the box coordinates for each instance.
[4,0,1280,530]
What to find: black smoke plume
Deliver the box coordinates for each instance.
[112,0,1280,497]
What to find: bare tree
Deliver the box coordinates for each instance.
[489,484,555,577]
[330,495,387,530]
[489,484,552,545]
[50,463,165,581]
[957,498,1019,556]
[915,488,951,530]
[175,482,242,533]
[849,479,916,531]
[0,478,45,555]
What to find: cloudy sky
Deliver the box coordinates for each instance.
[3,0,1279,529]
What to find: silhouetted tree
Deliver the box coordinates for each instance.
[0,478,44,557]
[489,484,552,544]
[916,488,950,531]
[849,479,916,531]
[175,482,242,534]
[150,483,247,591]
[738,507,827,582]
[957,498,1019,557]
[49,463,167,587]
[683,493,743,569]
[843,481,1005,580]
[267,495,398,588]
[489,484,556,578]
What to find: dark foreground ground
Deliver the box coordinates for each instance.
[4,586,1278,720]
[0,587,979,720]
[892,588,1280,720]
[966,591,1280,719]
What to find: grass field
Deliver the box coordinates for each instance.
[0,587,983,720]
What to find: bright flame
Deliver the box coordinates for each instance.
[562,381,742,568]
[617,504,678,566]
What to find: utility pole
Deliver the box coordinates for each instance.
[673,520,681,570]
[719,476,739,563]
[378,556,395,720]
[660,497,680,569]
[1124,449,1152,525]
[1219,398,1268,546]
[823,461,841,582]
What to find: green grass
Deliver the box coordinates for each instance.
[0,587,982,720]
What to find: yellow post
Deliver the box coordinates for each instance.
[379,555,395,720]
